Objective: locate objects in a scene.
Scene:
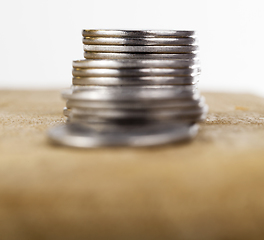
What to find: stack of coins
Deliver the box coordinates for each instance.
[48,30,208,148]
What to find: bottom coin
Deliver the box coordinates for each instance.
[48,122,198,148]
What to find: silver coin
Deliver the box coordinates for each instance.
[64,111,207,124]
[68,105,208,120]
[72,67,200,78]
[63,105,208,119]
[66,96,205,110]
[82,30,196,38]
[72,59,200,69]
[84,52,199,60]
[62,85,198,101]
[83,37,197,46]
[63,113,206,123]
[72,76,199,86]
[68,110,207,123]
[83,45,198,53]
[48,122,199,148]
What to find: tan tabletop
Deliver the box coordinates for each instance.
[1,90,264,240]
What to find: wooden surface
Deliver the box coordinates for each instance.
[1,90,264,240]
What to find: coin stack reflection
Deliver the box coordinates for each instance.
[48,30,208,148]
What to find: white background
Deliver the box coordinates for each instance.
[1,0,264,96]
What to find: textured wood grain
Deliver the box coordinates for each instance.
[1,90,264,240]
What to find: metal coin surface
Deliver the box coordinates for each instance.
[66,96,205,110]
[72,59,199,69]
[72,67,200,77]
[63,113,206,123]
[63,107,71,117]
[84,52,199,59]
[83,37,197,46]
[69,105,208,120]
[83,45,198,53]
[82,30,196,38]
[65,111,207,124]
[48,122,199,148]
[62,85,198,101]
[72,76,199,86]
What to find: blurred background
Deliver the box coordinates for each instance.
[1,0,263,96]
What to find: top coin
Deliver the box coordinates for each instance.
[82,30,196,38]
